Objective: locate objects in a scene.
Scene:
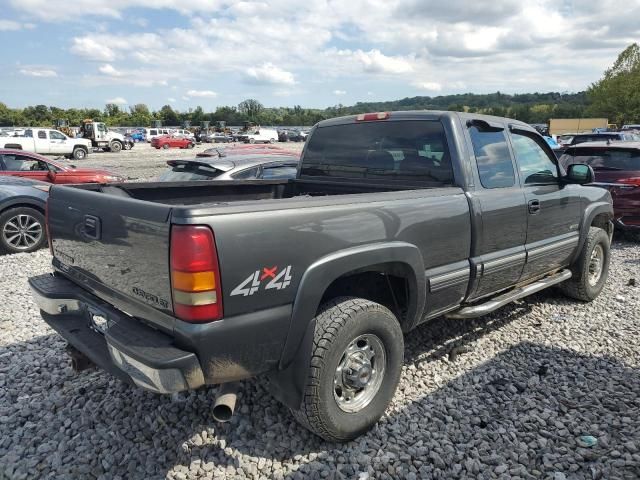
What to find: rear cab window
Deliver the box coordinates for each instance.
[301,120,454,185]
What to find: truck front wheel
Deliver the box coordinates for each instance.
[72,147,87,160]
[558,226,610,301]
[110,141,123,153]
[290,297,404,442]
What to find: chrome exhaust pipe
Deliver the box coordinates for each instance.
[212,382,239,422]
[65,344,94,372]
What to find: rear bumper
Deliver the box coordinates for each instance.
[29,273,293,393]
[30,273,204,394]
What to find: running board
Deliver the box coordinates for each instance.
[446,269,572,319]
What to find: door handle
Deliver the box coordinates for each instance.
[528,199,541,214]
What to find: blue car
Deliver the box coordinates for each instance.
[128,130,146,142]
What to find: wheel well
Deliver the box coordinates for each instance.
[591,213,613,236]
[320,263,412,328]
[0,203,44,216]
[73,145,88,151]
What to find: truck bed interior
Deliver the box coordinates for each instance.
[73,178,447,206]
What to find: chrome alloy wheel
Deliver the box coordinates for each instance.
[333,334,386,413]
[2,214,42,250]
[587,244,604,286]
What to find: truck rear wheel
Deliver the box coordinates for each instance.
[0,207,46,254]
[72,147,87,160]
[291,297,404,442]
[558,227,610,301]
[110,141,123,153]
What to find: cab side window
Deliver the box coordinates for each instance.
[469,126,515,188]
[49,131,66,140]
[37,131,47,139]
[511,132,558,185]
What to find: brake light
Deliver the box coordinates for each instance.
[170,225,223,322]
[618,177,640,187]
[356,112,390,122]
[44,199,52,254]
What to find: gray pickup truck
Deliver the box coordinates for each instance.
[30,111,613,442]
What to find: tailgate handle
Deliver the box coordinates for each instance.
[84,215,101,240]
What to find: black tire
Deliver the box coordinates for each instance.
[72,147,87,160]
[187,142,194,149]
[162,143,170,149]
[558,227,610,301]
[123,142,132,150]
[290,297,404,442]
[0,207,46,254]
[110,141,123,153]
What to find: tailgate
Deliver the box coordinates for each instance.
[48,185,175,325]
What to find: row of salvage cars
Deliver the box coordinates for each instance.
[0,139,637,255]
[0,145,300,254]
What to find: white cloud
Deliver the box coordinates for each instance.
[185,89,217,98]
[333,90,347,95]
[19,67,57,77]
[71,37,115,61]
[105,96,127,104]
[167,97,176,102]
[412,81,442,92]
[98,64,123,76]
[0,20,35,31]
[334,49,414,74]
[245,63,295,85]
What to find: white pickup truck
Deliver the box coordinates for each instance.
[1,128,92,160]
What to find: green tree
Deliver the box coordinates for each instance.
[587,43,640,125]
[159,104,179,126]
[238,99,263,122]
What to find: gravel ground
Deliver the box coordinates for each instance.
[0,146,638,479]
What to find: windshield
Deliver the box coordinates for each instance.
[158,163,224,181]
[559,148,640,170]
[302,120,453,184]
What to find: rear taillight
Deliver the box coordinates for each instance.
[618,177,640,187]
[44,199,52,254]
[356,112,390,122]
[170,225,223,323]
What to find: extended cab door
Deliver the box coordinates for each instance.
[33,130,50,154]
[508,126,581,280]
[464,119,528,300]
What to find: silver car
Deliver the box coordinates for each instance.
[157,153,300,181]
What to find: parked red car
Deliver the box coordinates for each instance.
[0,149,124,184]
[151,135,195,150]
[560,142,640,232]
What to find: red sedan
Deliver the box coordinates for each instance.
[152,135,195,150]
[0,149,124,184]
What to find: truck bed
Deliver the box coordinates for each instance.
[72,177,449,206]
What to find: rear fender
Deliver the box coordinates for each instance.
[269,242,424,409]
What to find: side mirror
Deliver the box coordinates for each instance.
[565,163,594,184]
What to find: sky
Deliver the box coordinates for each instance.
[0,0,638,111]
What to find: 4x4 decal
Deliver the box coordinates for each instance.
[230,266,292,297]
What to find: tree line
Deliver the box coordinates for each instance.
[1,43,638,128]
